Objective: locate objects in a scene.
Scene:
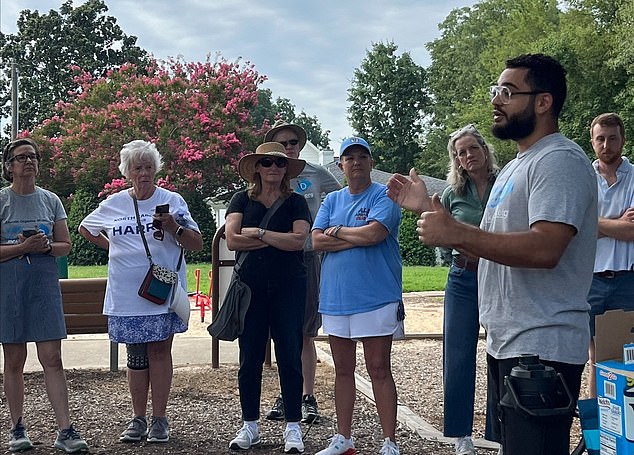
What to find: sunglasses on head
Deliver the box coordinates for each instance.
[259,157,288,168]
[278,139,299,147]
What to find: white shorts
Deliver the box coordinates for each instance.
[322,302,405,340]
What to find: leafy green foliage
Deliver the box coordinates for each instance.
[66,187,108,266]
[254,89,330,149]
[0,0,150,136]
[347,41,429,173]
[29,58,265,201]
[398,210,438,266]
[182,191,216,263]
[425,0,634,166]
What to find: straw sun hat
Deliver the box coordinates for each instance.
[238,142,306,184]
[264,119,307,151]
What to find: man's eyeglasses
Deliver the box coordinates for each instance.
[489,85,547,104]
[259,157,288,168]
[9,154,39,163]
[278,139,299,147]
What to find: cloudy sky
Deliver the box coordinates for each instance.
[2,0,478,151]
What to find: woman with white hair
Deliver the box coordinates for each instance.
[79,140,202,444]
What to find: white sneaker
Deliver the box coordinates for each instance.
[455,436,476,455]
[379,437,400,455]
[283,426,305,453]
[229,423,260,450]
[316,433,356,455]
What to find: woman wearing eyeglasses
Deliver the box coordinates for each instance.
[79,140,202,444]
[387,125,498,455]
[224,142,310,453]
[0,138,89,453]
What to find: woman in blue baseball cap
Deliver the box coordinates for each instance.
[312,137,403,455]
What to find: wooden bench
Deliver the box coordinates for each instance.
[59,278,119,372]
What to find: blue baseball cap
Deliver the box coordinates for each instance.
[340,136,372,157]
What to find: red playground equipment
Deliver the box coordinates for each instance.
[191,268,212,322]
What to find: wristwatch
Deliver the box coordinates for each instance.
[258,228,266,240]
[175,226,185,237]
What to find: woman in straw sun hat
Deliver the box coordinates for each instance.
[225,142,311,454]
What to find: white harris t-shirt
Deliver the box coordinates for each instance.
[80,187,199,316]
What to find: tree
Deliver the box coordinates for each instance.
[253,90,330,149]
[0,0,150,136]
[424,0,634,167]
[29,57,266,202]
[347,41,429,174]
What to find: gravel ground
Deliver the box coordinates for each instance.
[0,294,589,454]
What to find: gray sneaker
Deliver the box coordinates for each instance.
[147,416,169,443]
[301,394,321,424]
[119,416,148,442]
[54,425,88,453]
[9,417,33,452]
[265,394,285,421]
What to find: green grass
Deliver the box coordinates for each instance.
[68,264,448,293]
[402,266,448,292]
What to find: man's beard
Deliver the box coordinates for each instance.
[492,103,536,141]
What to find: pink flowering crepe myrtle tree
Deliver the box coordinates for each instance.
[29,56,269,202]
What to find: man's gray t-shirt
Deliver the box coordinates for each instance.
[478,133,597,364]
[291,162,341,251]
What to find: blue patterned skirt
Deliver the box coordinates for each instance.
[108,312,187,344]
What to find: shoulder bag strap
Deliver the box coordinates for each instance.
[132,195,153,265]
[234,195,287,271]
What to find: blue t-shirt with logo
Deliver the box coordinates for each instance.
[313,182,402,315]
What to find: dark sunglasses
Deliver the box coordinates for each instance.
[259,157,288,168]
[278,139,299,147]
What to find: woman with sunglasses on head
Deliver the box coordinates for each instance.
[79,140,202,445]
[387,125,498,455]
[224,142,310,454]
[1,138,88,453]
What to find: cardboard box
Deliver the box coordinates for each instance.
[595,310,634,455]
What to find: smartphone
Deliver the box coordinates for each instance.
[22,229,39,237]
[153,204,169,229]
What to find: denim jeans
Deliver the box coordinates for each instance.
[237,271,306,422]
[588,272,634,336]
[442,264,480,437]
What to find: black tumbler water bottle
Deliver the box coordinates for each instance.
[499,354,575,455]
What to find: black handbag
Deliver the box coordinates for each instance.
[133,196,183,305]
[207,197,285,341]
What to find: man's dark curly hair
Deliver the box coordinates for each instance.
[506,53,567,117]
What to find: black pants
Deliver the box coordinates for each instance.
[485,354,584,448]
[237,272,306,422]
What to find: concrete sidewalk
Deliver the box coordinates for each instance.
[3,291,447,373]
[2,334,238,373]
